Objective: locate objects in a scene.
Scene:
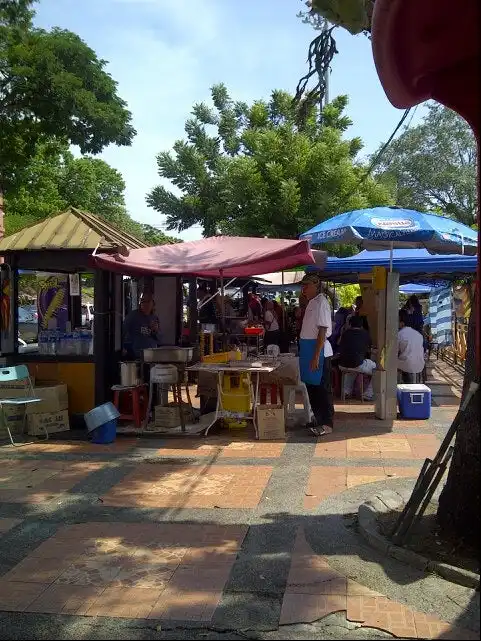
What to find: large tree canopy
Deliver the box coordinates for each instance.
[0,0,135,195]
[147,84,392,241]
[374,104,477,227]
[4,140,180,244]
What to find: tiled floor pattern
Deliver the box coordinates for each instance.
[156,438,285,459]
[304,466,420,508]
[16,440,138,455]
[314,433,440,460]
[280,529,478,639]
[0,459,104,503]
[0,522,247,621]
[101,463,273,509]
[0,359,473,635]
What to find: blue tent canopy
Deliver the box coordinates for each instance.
[310,248,476,284]
[400,283,437,294]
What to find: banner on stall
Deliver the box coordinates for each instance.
[38,275,68,331]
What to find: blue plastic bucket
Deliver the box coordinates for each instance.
[84,402,120,433]
[90,419,117,444]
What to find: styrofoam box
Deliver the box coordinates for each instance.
[397,384,431,420]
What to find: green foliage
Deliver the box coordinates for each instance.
[147,84,393,242]
[138,224,181,246]
[299,0,374,35]
[374,103,477,227]
[3,140,181,245]
[336,283,360,307]
[0,0,135,194]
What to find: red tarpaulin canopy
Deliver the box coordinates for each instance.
[91,236,322,278]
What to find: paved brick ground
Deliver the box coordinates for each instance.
[0,358,477,639]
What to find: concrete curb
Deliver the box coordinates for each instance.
[358,491,480,590]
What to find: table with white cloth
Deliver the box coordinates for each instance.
[187,362,279,437]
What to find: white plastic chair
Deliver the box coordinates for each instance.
[339,365,365,403]
[0,365,45,446]
[282,360,313,425]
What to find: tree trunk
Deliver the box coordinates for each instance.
[437,288,480,548]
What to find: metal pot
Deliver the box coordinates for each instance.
[120,361,139,387]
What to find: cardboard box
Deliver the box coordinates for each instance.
[256,404,285,440]
[0,376,35,393]
[154,403,194,428]
[27,409,70,436]
[0,383,68,415]
[0,405,25,438]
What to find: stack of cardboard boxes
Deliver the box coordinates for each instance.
[0,378,70,437]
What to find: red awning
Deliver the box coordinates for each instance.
[91,236,321,278]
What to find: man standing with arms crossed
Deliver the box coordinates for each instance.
[298,274,334,436]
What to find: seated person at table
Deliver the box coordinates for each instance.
[398,310,425,383]
[263,300,280,347]
[198,286,217,327]
[338,315,376,400]
[123,292,161,359]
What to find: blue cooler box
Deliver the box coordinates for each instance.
[397,384,431,420]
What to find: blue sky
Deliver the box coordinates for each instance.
[34,0,427,240]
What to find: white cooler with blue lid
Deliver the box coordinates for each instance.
[397,384,431,419]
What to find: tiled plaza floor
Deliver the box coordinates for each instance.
[0,359,477,639]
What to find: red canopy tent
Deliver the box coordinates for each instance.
[91,236,323,278]
[371,0,480,374]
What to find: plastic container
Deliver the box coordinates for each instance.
[84,402,120,433]
[244,327,264,335]
[397,384,431,420]
[90,418,117,444]
[221,372,251,429]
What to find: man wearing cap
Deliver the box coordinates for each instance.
[299,274,334,436]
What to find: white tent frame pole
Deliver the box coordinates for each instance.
[198,277,237,310]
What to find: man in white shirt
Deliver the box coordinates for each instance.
[299,273,334,436]
[398,309,425,383]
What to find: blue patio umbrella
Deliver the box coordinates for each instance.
[300,207,477,259]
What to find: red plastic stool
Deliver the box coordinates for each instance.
[112,384,148,428]
[259,384,283,405]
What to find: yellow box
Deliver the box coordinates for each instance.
[201,352,230,363]
[256,405,285,440]
[372,266,387,290]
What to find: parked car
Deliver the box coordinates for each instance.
[81,303,94,328]
[18,336,38,353]
[18,305,38,344]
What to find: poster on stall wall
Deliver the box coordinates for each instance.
[37,275,68,331]
[0,266,15,353]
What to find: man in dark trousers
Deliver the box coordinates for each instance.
[298,274,334,436]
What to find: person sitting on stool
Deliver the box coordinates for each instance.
[398,309,425,383]
[338,315,376,401]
